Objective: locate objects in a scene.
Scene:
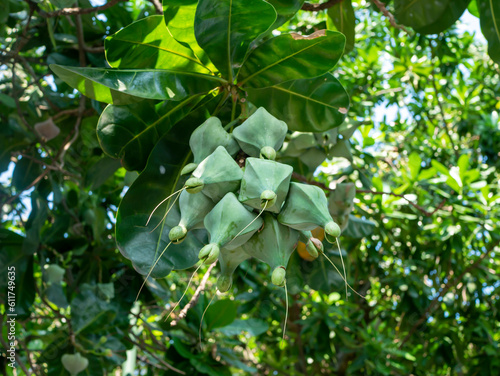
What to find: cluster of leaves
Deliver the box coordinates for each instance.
[1,0,499,376]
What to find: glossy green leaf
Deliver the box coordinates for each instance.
[395,0,470,35]
[105,15,211,73]
[97,95,204,171]
[247,73,349,132]
[50,64,223,104]
[204,299,238,330]
[194,0,276,81]
[115,106,217,278]
[163,2,217,72]
[327,0,355,52]
[238,30,345,88]
[478,0,500,63]
[266,0,305,30]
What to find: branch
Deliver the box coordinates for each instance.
[302,0,343,12]
[292,172,446,217]
[29,0,123,18]
[371,0,412,34]
[149,0,163,15]
[398,238,500,348]
[170,262,216,326]
[126,337,186,374]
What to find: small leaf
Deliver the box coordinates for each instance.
[408,152,422,180]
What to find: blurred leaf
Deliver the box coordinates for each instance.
[327,0,355,52]
[205,299,238,330]
[478,0,500,63]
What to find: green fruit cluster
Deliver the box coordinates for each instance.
[169,108,341,291]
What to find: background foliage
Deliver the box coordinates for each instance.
[1,0,500,375]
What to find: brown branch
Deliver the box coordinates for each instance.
[170,262,216,326]
[126,337,186,374]
[292,172,446,217]
[301,0,343,12]
[398,238,500,348]
[150,0,163,15]
[28,0,123,18]
[371,0,412,34]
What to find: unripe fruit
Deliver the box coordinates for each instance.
[324,221,341,243]
[217,275,232,292]
[271,266,286,287]
[180,163,198,176]
[260,190,277,209]
[169,225,187,244]
[305,238,322,259]
[260,146,276,160]
[61,353,89,375]
[185,177,204,193]
[198,243,220,264]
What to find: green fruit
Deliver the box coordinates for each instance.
[180,163,198,176]
[178,189,215,229]
[271,266,286,287]
[169,225,188,243]
[204,192,264,250]
[45,264,65,284]
[61,353,89,375]
[190,117,239,164]
[260,146,276,160]
[233,107,287,157]
[328,182,356,231]
[305,238,322,259]
[191,146,243,201]
[324,221,341,243]
[278,183,340,238]
[185,177,204,193]
[238,158,293,213]
[198,243,220,264]
[241,214,299,281]
[217,246,251,292]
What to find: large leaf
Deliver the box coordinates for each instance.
[394,0,470,34]
[105,15,211,73]
[266,0,305,30]
[478,0,500,63]
[115,104,218,278]
[247,73,349,132]
[97,95,204,171]
[163,1,217,72]
[342,215,376,238]
[327,0,355,52]
[50,65,224,104]
[237,30,345,88]
[194,0,276,81]
[204,299,238,330]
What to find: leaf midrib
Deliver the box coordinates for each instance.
[490,0,500,45]
[239,34,334,86]
[109,38,210,73]
[271,84,343,110]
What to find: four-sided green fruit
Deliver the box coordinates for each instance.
[170,108,343,289]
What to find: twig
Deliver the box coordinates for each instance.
[28,0,123,18]
[170,262,216,326]
[291,172,446,217]
[150,0,163,14]
[371,0,412,34]
[301,0,343,12]
[398,238,500,348]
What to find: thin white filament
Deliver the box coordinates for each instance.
[336,237,348,300]
[199,293,217,350]
[135,241,173,302]
[227,200,268,246]
[280,280,289,350]
[148,188,183,234]
[145,187,186,227]
[165,263,203,322]
[321,252,366,299]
